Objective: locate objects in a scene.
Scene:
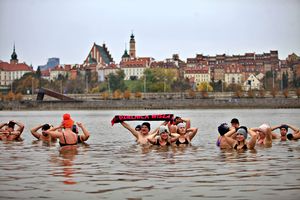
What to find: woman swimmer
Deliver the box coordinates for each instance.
[224,126,257,150]
[147,125,179,146]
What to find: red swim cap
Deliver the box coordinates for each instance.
[63,113,71,120]
[62,113,74,128]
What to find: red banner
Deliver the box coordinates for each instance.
[111,114,174,126]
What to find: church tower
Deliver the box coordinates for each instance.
[129,33,136,59]
[10,44,18,64]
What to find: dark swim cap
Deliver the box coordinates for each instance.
[218,123,229,136]
[287,133,294,140]
[280,125,288,131]
[7,121,16,128]
[135,125,141,130]
[42,124,51,131]
[142,122,151,130]
[231,118,239,124]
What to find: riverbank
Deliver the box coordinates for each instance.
[1,97,299,110]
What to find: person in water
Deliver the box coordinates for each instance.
[251,124,273,147]
[271,124,300,141]
[0,120,24,141]
[147,125,179,146]
[168,116,191,133]
[135,125,141,132]
[230,118,240,131]
[30,124,57,142]
[216,123,232,149]
[44,113,90,147]
[224,126,257,150]
[174,122,198,146]
[120,121,165,145]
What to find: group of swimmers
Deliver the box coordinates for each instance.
[216,118,300,150]
[0,113,90,147]
[1,114,299,151]
[120,116,198,146]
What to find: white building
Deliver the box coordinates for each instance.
[224,65,244,85]
[184,66,211,85]
[0,46,33,86]
[243,74,261,91]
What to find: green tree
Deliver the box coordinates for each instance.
[282,72,289,89]
[108,70,127,92]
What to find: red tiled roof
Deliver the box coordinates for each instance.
[0,62,33,71]
[184,66,209,74]
[120,59,148,68]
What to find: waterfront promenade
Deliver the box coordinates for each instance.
[1,91,299,110]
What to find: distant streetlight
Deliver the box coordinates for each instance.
[144,74,147,93]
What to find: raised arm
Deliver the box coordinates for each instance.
[224,128,237,148]
[170,134,180,143]
[77,122,90,142]
[30,124,43,139]
[44,130,62,139]
[181,118,191,129]
[247,129,257,149]
[187,127,198,140]
[121,122,139,139]
[0,122,7,130]
[286,124,300,133]
[271,124,281,131]
[147,137,157,145]
[13,120,24,135]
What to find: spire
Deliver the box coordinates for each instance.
[10,43,18,64]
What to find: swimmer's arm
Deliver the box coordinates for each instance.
[271,125,281,131]
[45,130,61,139]
[77,122,90,142]
[0,123,7,129]
[13,121,24,134]
[187,127,198,140]
[181,118,191,129]
[170,134,180,142]
[247,129,257,149]
[224,129,237,148]
[292,132,300,140]
[148,130,158,140]
[147,138,156,145]
[170,133,179,137]
[286,124,300,133]
[121,122,139,139]
[30,125,43,139]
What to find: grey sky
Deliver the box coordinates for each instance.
[0,0,299,68]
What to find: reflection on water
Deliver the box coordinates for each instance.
[0,109,300,200]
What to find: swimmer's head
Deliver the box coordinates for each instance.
[7,121,16,129]
[135,125,141,131]
[287,133,294,140]
[42,124,51,131]
[280,125,288,136]
[259,124,270,133]
[236,126,248,140]
[218,123,229,136]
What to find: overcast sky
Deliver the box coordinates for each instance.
[0,0,299,68]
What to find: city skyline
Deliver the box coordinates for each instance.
[0,0,299,68]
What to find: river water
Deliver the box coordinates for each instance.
[0,109,300,200]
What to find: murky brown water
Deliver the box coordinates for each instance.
[0,109,300,200]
